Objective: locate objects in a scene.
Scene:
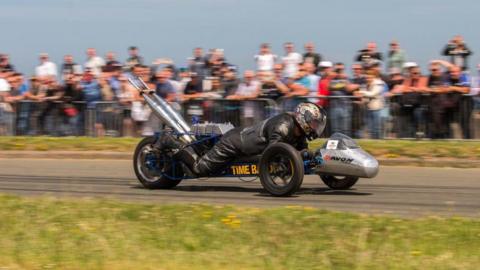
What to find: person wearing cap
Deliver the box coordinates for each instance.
[387,40,406,70]
[387,68,404,91]
[182,72,204,100]
[35,53,58,79]
[317,61,334,108]
[318,61,333,77]
[365,59,390,85]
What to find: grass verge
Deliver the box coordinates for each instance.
[1,136,480,160]
[0,195,479,269]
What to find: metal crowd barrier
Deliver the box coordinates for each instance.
[9,100,69,136]
[84,101,124,137]
[1,94,478,139]
[0,102,16,136]
[276,94,477,139]
[2,100,126,137]
[181,98,278,127]
[388,93,476,139]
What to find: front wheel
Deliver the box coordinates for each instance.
[133,136,183,189]
[320,175,359,190]
[259,143,304,197]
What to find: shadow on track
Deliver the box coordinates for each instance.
[131,185,372,196]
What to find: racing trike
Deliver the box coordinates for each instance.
[129,77,379,197]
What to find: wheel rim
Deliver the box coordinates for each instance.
[136,144,165,183]
[321,175,358,189]
[266,154,294,188]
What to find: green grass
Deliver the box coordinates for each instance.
[0,195,479,269]
[311,139,480,160]
[0,136,140,152]
[1,136,480,159]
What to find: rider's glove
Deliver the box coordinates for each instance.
[300,149,314,160]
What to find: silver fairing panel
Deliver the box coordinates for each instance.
[313,133,379,178]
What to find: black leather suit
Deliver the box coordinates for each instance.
[194,113,308,175]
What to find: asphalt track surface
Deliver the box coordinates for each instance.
[0,158,479,217]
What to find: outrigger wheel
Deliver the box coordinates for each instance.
[133,136,183,189]
[259,143,304,196]
[320,175,359,190]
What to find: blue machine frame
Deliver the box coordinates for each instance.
[144,130,321,181]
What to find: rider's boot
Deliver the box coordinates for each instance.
[174,146,201,177]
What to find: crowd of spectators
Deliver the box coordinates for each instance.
[0,36,479,139]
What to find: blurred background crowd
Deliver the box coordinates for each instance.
[0,35,479,139]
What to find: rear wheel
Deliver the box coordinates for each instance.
[259,143,304,197]
[133,136,183,189]
[320,175,358,190]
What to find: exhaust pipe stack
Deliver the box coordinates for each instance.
[128,77,195,143]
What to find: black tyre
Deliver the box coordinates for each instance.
[320,175,359,190]
[259,143,304,196]
[133,136,183,189]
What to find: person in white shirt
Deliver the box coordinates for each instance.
[228,70,261,99]
[0,74,10,92]
[254,43,277,72]
[35,53,57,79]
[282,42,303,78]
[227,70,261,126]
[84,48,105,77]
[0,72,13,134]
[357,71,386,139]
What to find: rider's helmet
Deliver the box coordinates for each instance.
[294,102,327,140]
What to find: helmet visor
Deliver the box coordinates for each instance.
[308,116,326,139]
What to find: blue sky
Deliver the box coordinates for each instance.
[1,0,480,75]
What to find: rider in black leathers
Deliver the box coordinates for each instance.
[176,102,327,176]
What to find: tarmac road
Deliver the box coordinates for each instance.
[0,158,479,217]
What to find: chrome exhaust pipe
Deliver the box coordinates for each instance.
[128,77,195,143]
[150,93,192,134]
[143,94,194,143]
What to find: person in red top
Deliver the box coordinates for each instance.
[317,61,334,107]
